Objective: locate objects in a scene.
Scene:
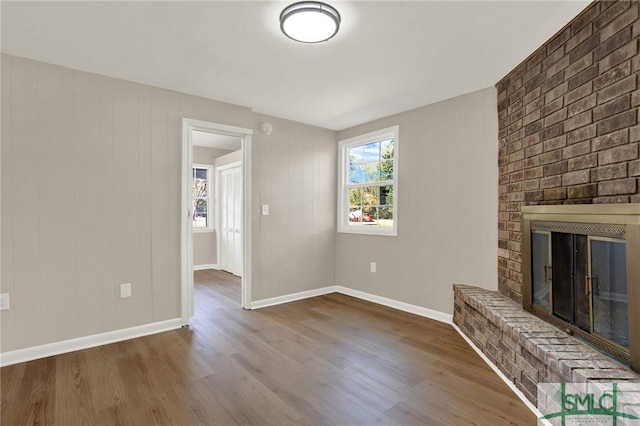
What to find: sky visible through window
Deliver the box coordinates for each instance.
[347,138,394,227]
[348,138,393,184]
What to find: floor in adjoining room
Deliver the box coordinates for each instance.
[0,269,535,425]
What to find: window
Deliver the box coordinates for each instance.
[192,164,213,231]
[338,125,398,236]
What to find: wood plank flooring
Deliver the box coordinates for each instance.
[1,270,536,425]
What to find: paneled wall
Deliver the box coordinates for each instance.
[251,114,337,301]
[335,88,498,315]
[0,54,252,352]
[496,0,640,302]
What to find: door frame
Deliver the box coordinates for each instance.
[215,161,242,277]
[181,118,253,325]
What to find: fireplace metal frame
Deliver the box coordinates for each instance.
[522,204,640,372]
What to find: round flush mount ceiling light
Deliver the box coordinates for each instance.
[280,1,341,43]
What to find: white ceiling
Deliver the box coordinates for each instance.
[1,1,591,131]
[192,130,242,151]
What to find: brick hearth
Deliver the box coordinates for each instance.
[453,284,640,404]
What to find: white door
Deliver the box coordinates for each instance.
[219,163,243,276]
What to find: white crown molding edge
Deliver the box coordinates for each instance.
[0,318,182,367]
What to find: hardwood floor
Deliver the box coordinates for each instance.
[1,270,536,425]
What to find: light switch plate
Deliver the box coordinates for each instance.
[262,204,269,216]
[120,283,132,299]
[0,293,10,310]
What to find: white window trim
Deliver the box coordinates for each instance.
[192,163,214,233]
[337,125,399,236]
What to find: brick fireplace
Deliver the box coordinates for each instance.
[497,0,640,303]
[454,0,640,404]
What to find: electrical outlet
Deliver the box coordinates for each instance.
[370,262,377,273]
[262,204,269,216]
[0,293,10,311]
[120,283,132,299]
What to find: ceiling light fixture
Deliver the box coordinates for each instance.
[280,1,341,43]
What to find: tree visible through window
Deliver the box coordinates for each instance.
[192,165,212,230]
[338,126,398,236]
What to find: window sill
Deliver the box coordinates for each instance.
[338,227,397,237]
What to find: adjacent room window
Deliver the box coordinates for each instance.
[338,125,398,236]
[192,164,213,231]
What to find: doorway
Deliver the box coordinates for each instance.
[181,118,253,325]
[217,162,243,276]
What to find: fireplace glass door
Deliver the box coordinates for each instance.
[531,231,550,310]
[531,231,628,350]
[522,204,639,371]
[589,237,628,348]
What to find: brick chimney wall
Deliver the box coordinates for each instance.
[497,0,640,303]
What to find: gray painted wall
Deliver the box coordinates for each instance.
[335,87,499,315]
[0,54,253,352]
[1,54,338,354]
[214,149,242,168]
[192,146,231,267]
[0,53,495,356]
[194,146,231,165]
[251,114,337,301]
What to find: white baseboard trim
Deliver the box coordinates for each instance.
[250,286,337,309]
[193,264,220,271]
[2,286,453,366]
[335,286,453,324]
[0,318,183,367]
[451,322,546,422]
[250,284,452,325]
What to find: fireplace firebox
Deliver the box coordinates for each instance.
[522,204,640,372]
